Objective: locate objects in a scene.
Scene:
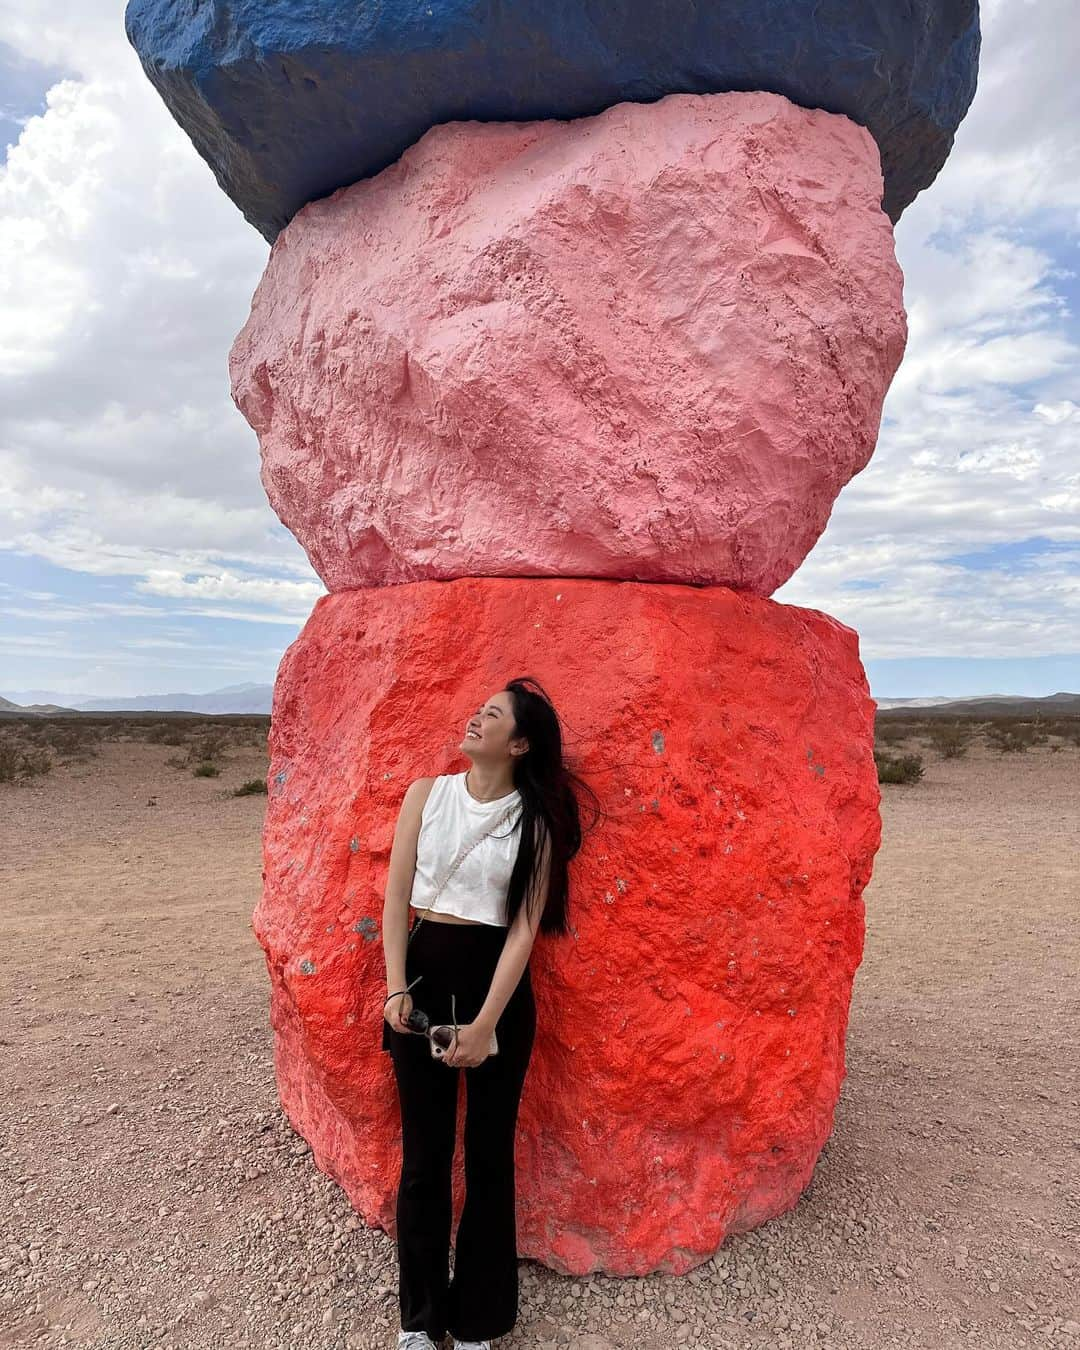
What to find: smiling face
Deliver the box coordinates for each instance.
[460,688,528,764]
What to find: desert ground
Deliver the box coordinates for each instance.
[0,721,1077,1350]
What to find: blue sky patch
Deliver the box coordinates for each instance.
[941,536,1078,571]
[0,41,69,159]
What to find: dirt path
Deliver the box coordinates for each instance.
[1,737,1077,1350]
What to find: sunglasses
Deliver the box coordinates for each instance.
[400,979,459,1060]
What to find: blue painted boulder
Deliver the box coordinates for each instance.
[125,0,980,241]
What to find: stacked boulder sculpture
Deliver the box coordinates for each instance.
[127,1,980,1275]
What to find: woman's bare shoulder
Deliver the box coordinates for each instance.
[400,775,440,810]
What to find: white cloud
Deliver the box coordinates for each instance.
[902,0,1080,234]
[1034,399,1079,424]
[0,10,294,641]
[136,567,323,614]
[775,0,1080,663]
[0,4,136,78]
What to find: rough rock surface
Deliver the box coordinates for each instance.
[124,0,980,239]
[230,92,907,597]
[256,576,881,1274]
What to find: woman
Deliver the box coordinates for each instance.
[381,675,599,1350]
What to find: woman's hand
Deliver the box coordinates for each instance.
[443,1020,493,1068]
[384,990,414,1033]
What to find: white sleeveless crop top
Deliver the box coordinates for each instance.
[409,772,524,926]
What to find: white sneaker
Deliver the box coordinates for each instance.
[452,1341,491,1349]
[397,1333,440,1350]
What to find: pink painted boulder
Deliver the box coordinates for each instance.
[230,90,907,597]
[256,576,880,1273]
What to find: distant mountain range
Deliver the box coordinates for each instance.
[1,685,1077,719]
[0,682,273,715]
[875,691,1080,716]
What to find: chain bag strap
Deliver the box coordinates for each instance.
[407,794,523,1060]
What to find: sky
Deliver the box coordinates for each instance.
[0,0,1077,702]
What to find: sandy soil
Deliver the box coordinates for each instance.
[0,734,1077,1350]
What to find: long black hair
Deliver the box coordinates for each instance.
[495,675,602,938]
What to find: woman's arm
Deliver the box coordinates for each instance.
[381,778,431,999]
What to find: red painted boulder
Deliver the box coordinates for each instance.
[230,90,907,598]
[255,576,880,1274]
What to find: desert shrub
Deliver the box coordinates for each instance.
[0,740,25,783]
[0,739,53,782]
[927,722,974,759]
[233,778,268,796]
[189,732,229,763]
[874,750,924,784]
[986,724,1035,754]
[1028,717,1049,746]
[875,720,911,746]
[164,754,189,771]
[21,746,52,777]
[1047,718,1080,745]
[35,722,101,760]
[193,761,221,777]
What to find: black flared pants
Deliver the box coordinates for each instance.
[382,918,536,1343]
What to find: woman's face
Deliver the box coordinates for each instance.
[460,689,524,762]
